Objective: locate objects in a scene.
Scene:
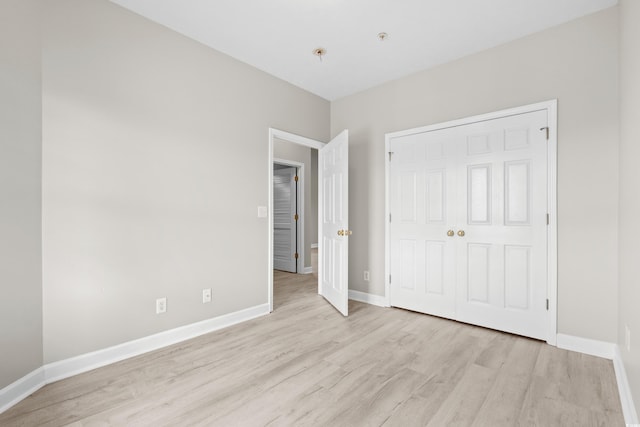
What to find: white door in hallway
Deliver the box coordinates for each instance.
[389,109,549,340]
[273,167,297,273]
[319,130,349,316]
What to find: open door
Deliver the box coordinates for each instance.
[318,130,349,316]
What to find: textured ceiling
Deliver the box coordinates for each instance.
[110,0,617,100]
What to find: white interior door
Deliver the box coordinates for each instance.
[455,110,548,339]
[389,110,549,340]
[389,129,457,319]
[273,167,297,273]
[319,130,349,316]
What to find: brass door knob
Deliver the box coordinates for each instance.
[457,230,465,237]
[337,230,353,236]
[447,230,454,237]
[338,230,344,236]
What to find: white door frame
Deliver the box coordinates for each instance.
[268,128,325,313]
[384,100,558,345]
[273,159,304,274]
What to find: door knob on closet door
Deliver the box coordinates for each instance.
[447,230,454,237]
[337,230,353,236]
[457,230,465,237]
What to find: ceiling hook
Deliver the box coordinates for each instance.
[313,47,326,62]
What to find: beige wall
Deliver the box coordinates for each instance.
[41,0,329,363]
[619,0,640,414]
[273,138,316,270]
[0,0,44,388]
[331,8,619,342]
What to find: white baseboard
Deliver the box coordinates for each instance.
[556,334,638,425]
[0,367,46,414]
[0,303,269,414]
[348,290,387,307]
[45,303,269,383]
[302,267,313,274]
[556,333,616,359]
[613,345,639,425]
[310,243,318,249]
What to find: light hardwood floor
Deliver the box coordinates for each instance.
[0,266,624,426]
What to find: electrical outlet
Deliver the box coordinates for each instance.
[202,288,212,303]
[364,270,370,281]
[626,325,631,352]
[156,297,167,314]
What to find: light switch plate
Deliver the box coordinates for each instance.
[257,206,267,218]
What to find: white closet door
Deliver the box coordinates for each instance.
[455,110,548,339]
[389,109,549,340]
[389,130,457,319]
[273,167,297,273]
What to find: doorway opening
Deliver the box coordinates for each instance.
[268,129,324,313]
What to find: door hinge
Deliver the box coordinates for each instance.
[546,299,549,310]
[294,214,299,221]
[389,213,392,222]
[388,152,394,161]
[294,175,299,182]
[294,252,299,259]
[540,127,549,140]
[546,213,550,225]
[389,274,392,284]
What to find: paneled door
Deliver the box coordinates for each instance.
[319,130,349,316]
[389,109,549,340]
[454,111,548,339]
[388,128,458,319]
[273,167,297,273]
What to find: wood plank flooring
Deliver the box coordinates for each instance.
[0,268,624,426]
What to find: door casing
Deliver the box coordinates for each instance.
[384,100,558,345]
